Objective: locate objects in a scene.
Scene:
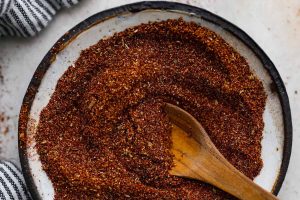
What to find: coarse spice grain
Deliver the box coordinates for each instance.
[35,19,266,200]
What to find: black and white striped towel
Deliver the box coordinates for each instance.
[0,161,31,200]
[0,0,79,37]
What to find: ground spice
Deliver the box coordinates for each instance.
[36,19,266,200]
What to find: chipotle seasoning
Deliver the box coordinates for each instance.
[35,19,266,200]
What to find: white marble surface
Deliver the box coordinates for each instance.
[0,0,299,199]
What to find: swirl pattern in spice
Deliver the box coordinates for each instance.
[36,19,266,199]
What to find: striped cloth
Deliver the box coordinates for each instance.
[0,161,31,200]
[0,0,79,37]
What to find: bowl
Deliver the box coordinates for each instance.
[18,2,292,199]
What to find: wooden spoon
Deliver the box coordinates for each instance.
[164,103,278,200]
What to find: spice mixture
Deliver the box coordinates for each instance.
[35,19,266,199]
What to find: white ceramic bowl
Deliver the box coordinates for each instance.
[18,2,292,199]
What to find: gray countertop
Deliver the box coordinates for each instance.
[0,0,299,199]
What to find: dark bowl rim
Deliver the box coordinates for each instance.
[18,1,292,199]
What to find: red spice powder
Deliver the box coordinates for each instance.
[35,19,266,199]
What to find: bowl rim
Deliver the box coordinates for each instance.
[18,1,292,199]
